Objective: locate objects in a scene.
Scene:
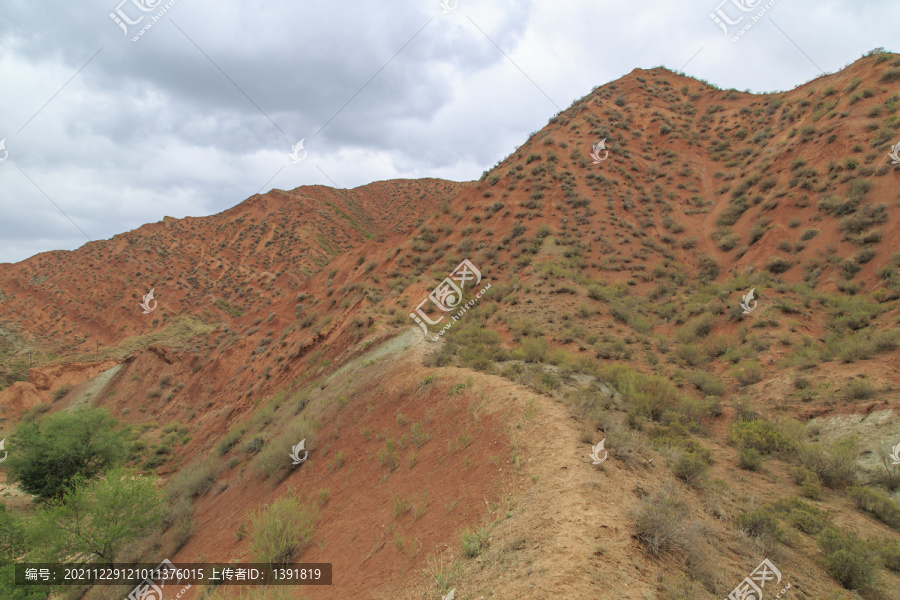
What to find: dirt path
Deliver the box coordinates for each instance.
[397,332,662,600]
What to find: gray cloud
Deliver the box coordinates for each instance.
[0,0,896,262]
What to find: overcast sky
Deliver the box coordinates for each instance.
[0,0,895,264]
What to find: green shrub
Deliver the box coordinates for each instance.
[216,424,248,457]
[677,344,707,367]
[377,440,399,472]
[818,527,880,590]
[255,419,316,481]
[844,379,874,400]
[631,487,691,557]
[877,539,900,572]
[734,506,782,541]
[26,467,163,565]
[704,335,732,358]
[790,507,827,535]
[167,458,221,500]
[729,418,785,454]
[253,404,276,430]
[880,69,900,83]
[835,334,876,362]
[731,361,764,386]
[648,424,711,459]
[5,407,126,500]
[410,422,431,448]
[0,503,49,599]
[766,256,793,274]
[602,364,704,426]
[675,314,716,344]
[249,495,318,566]
[737,447,763,470]
[716,203,747,227]
[461,526,489,558]
[789,466,822,499]
[671,451,709,486]
[848,486,900,529]
[839,204,887,234]
[522,337,549,363]
[244,435,265,455]
[772,497,830,535]
[818,194,860,216]
[533,369,561,393]
[796,437,858,488]
[687,370,725,396]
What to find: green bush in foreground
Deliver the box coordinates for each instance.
[5,407,127,500]
[0,504,48,599]
[26,468,163,565]
[250,495,318,566]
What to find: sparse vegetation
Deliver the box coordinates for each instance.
[255,419,316,480]
[249,495,318,566]
[631,486,694,558]
[167,458,221,500]
[461,526,489,558]
[849,486,900,529]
